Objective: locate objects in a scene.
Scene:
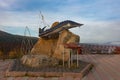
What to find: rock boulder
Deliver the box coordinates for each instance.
[53,30,80,61]
[21,29,79,67]
[31,38,58,57]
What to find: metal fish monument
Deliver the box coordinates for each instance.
[39,20,83,39]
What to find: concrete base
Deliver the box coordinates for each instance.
[5,59,93,79]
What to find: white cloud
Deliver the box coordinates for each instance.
[73,20,120,43]
[0,11,39,27]
[0,0,120,43]
[0,0,16,10]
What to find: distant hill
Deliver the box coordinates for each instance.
[0,30,13,36]
[0,30,38,59]
[104,41,120,46]
[0,30,38,43]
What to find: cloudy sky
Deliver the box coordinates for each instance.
[0,0,120,43]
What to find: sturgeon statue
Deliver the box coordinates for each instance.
[39,20,83,39]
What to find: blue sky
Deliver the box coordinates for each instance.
[0,0,120,43]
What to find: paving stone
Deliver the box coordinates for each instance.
[58,77,68,80]
[44,78,53,80]
[20,77,29,80]
[51,77,59,80]
[27,72,44,77]
[74,78,81,80]
[6,77,15,80]
[0,78,7,80]
[27,77,37,80]
[63,73,82,78]
[65,77,74,80]
[6,71,27,77]
[36,77,44,80]
[45,72,62,77]
[13,77,23,80]
[0,71,5,78]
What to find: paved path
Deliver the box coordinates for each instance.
[0,54,120,80]
[76,54,120,80]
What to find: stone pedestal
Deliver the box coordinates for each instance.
[21,55,58,67]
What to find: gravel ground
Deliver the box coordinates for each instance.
[10,59,89,73]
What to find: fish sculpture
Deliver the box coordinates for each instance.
[39,20,83,39]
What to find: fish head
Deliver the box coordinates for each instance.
[63,20,83,29]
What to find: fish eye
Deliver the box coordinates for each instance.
[67,23,71,26]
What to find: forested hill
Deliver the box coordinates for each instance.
[0,30,38,59]
[0,30,38,43]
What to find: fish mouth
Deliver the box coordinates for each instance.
[64,23,83,29]
[71,24,84,27]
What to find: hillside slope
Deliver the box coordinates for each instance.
[0,30,38,59]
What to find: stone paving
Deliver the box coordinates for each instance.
[1,54,120,80]
[75,54,120,80]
